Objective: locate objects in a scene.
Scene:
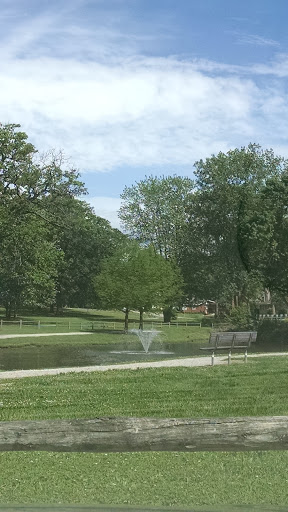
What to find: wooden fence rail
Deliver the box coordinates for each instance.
[1,416,288,453]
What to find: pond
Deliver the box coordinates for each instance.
[0,339,286,372]
[0,340,204,371]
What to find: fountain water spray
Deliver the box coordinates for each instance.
[129,329,160,353]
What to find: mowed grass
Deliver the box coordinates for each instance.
[0,308,210,348]
[0,356,288,507]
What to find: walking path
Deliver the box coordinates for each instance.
[0,332,90,339]
[1,352,288,380]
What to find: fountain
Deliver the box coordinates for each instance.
[129,329,161,353]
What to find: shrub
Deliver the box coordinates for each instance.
[224,304,254,330]
[257,319,288,345]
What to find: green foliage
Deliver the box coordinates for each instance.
[224,304,254,330]
[182,143,288,304]
[0,124,121,316]
[119,174,194,262]
[238,172,288,294]
[95,242,183,328]
[52,198,123,312]
[257,319,288,345]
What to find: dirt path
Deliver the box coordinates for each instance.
[1,352,288,380]
[0,332,91,339]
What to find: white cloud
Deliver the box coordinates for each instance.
[235,33,280,47]
[88,196,122,229]
[0,6,288,176]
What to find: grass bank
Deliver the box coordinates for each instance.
[0,308,210,348]
[0,357,288,507]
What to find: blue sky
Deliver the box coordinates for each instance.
[1,0,288,228]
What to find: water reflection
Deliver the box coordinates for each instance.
[0,341,201,371]
[0,340,286,371]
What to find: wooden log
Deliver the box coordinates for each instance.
[0,505,280,511]
[0,416,288,453]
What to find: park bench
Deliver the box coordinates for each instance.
[200,331,257,364]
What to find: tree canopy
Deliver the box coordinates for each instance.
[181,144,288,309]
[95,242,183,330]
[0,123,121,317]
[119,175,194,262]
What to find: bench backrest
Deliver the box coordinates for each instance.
[209,331,257,347]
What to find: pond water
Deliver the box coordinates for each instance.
[0,341,204,371]
[0,340,286,372]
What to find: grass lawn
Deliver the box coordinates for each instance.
[0,356,288,507]
[0,308,210,348]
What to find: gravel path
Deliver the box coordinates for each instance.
[1,352,288,380]
[0,332,91,339]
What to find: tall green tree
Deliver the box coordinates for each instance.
[237,172,288,296]
[181,144,286,310]
[0,123,86,316]
[119,175,194,262]
[0,124,85,204]
[95,243,183,330]
[0,206,61,318]
[119,175,192,321]
[52,198,124,313]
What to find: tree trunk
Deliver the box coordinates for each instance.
[5,301,12,320]
[163,306,173,323]
[124,307,129,333]
[139,308,144,330]
[1,416,288,453]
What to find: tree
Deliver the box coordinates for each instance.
[0,206,61,318]
[0,123,86,316]
[181,144,286,312]
[237,171,288,296]
[52,198,124,313]
[119,175,194,262]
[95,243,183,331]
[0,124,85,204]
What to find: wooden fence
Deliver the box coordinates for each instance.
[0,320,204,331]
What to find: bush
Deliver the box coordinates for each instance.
[224,304,254,330]
[257,320,288,345]
[200,316,214,327]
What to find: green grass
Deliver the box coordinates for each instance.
[0,357,288,507]
[0,308,210,348]
[1,357,288,420]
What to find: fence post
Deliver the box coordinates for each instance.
[0,319,2,329]
[68,322,70,330]
[19,319,22,329]
[38,321,40,330]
